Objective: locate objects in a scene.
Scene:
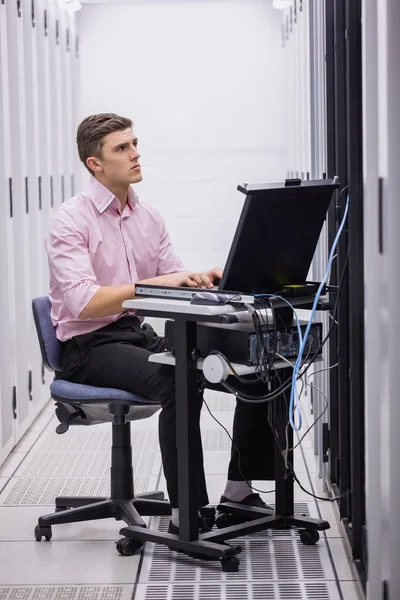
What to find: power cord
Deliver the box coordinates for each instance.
[202,399,275,495]
[205,364,349,503]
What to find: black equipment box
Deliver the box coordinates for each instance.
[164,319,323,366]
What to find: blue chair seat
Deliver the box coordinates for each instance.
[50,379,159,404]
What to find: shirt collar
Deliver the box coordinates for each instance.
[87,175,138,214]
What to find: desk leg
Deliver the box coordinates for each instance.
[274,367,294,516]
[174,318,200,542]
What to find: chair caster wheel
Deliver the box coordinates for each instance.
[299,529,320,545]
[34,525,52,541]
[221,556,240,572]
[116,537,143,556]
[55,505,68,513]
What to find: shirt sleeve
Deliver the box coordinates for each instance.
[45,211,101,319]
[156,219,187,276]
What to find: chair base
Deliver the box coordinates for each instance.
[36,491,171,532]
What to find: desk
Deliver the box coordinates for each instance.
[119,297,329,572]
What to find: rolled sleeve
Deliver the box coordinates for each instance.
[45,213,100,319]
[156,221,186,276]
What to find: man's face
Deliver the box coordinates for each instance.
[89,128,142,185]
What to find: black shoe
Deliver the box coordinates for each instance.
[168,516,212,537]
[216,493,274,529]
[199,504,216,529]
[167,516,219,560]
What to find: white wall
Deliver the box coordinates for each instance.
[77,0,285,271]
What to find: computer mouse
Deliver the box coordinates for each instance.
[190,292,239,305]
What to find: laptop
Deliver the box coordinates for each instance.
[135,178,340,301]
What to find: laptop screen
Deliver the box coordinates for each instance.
[218,179,340,295]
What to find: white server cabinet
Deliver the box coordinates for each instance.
[47,0,63,211]
[362,2,384,598]
[383,1,400,597]
[5,0,33,440]
[62,9,75,200]
[22,0,47,419]
[0,0,77,468]
[363,1,400,598]
[58,5,68,205]
[0,0,17,464]
[35,0,54,401]
[71,17,79,188]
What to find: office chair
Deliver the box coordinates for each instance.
[31,296,172,556]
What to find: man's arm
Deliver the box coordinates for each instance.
[79,271,206,319]
[78,284,135,320]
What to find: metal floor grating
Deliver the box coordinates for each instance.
[138,510,335,587]
[0,476,152,505]
[0,586,134,600]
[33,430,159,453]
[140,537,331,582]
[134,582,340,600]
[15,451,160,478]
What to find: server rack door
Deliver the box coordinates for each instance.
[5,0,33,438]
[0,1,17,464]
[47,0,62,210]
[35,0,54,401]
[62,9,74,200]
[362,0,384,596]
[385,1,400,597]
[22,0,46,419]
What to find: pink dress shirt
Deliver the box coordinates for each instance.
[45,176,185,342]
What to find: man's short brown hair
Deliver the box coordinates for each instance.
[76,113,133,175]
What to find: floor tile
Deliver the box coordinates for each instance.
[0,385,360,598]
[30,404,58,432]
[0,506,151,541]
[299,446,319,471]
[339,580,364,600]
[14,450,162,478]
[0,478,9,494]
[326,538,358,580]
[12,428,42,453]
[158,472,330,505]
[295,470,331,500]
[0,541,141,584]
[203,450,231,475]
[200,410,233,433]
[0,475,161,506]
[0,585,135,600]
[134,582,342,600]
[0,453,28,477]
[307,502,343,538]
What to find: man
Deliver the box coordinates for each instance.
[45,113,275,540]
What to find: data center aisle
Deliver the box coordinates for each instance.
[0,391,363,600]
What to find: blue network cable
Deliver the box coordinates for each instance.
[256,194,350,431]
[254,294,304,429]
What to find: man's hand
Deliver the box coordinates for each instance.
[138,267,223,290]
[190,267,223,288]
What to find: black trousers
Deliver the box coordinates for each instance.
[60,316,275,508]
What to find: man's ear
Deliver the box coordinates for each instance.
[86,156,103,173]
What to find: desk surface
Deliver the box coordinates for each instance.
[123,297,248,317]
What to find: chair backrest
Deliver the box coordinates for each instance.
[32,296,61,373]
